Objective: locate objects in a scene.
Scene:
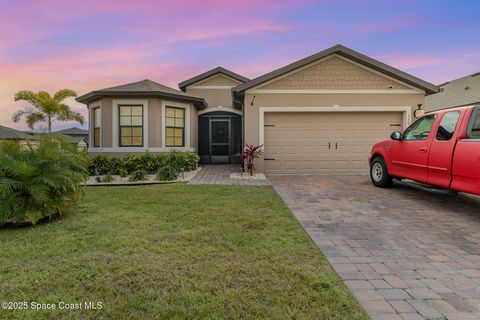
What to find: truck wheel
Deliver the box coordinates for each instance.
[370,157,393,188]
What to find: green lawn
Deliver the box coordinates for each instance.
[0,184,367,319]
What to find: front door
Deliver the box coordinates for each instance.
[210,119,230,163]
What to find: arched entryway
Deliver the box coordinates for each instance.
[198,111,242,164]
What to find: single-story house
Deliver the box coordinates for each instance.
[76,44,439,174]
[54,127,89,151]
[0,125,37,147]
[425,72,480,111]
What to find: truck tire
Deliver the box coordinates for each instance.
[370,156,393,188]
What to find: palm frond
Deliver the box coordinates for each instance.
[26,112,46,130]
[54,89,77,102]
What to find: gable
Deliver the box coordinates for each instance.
[258,56,411,90]
[191,74,242,87]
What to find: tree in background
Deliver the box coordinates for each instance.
[12,89,84,132]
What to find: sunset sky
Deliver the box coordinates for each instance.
[1,0,479,130]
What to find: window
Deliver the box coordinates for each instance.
[403,114,436,141]
[119,105,143,147]
[165,107,185,147]
[468,107,480,138]
[92,107,101,147]
[436,111,460,141]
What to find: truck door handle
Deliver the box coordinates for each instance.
[419,147,428,153]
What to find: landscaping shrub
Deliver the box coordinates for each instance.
[118,168,128,178]
[128,170,146,182]
[156,165,178,181]
[96,174,115,183]
[88,152,199,176]
[0,135,88,225]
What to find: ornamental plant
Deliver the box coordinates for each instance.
[237,144,263,176]
[0,135,89,225]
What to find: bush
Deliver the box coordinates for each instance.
[118,168,128,178]
[88,152,198,176]
[156,165,178,181]
[128,170,146,182]
[0,136,88,225]
[96,174,115,183]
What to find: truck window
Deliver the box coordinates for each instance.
[403,114,436,141]
[436,111,460,141]
[467,107,480,138]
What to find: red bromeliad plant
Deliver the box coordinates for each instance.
[238,143,263,176]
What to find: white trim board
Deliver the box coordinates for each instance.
[197,106,242,115]
[188,85,236,89]
[258,106,412,146]
[161,100,191,150]
[247,89,421,94]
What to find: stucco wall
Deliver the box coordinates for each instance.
[194,74,241,86]
[260,56,410,90]
[186,88,234,108]
[244,92,424,172]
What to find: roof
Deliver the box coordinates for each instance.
[55,127,88,136]
[425,71,480,111]
[0,125,35,140]
[233,44,439,95]
[76,79,207,109]
[178,67,250,91]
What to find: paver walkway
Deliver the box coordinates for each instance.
[189,165,269,185]
[271,175,480,320]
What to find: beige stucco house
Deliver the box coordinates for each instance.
[76,44,438,174]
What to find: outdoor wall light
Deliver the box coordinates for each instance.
[414,104,425,118]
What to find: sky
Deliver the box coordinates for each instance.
[1,0,479,131]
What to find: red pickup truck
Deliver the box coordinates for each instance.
[369,105,480,195]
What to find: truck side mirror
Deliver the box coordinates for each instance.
[390,131,402,141]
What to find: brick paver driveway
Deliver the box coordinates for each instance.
[271,175,480,320]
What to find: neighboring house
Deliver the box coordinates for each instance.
[54,127,89,151]
[76,44,439,174]
[0,124,37,146]
[425,72,480,111]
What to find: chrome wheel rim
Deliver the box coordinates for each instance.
[372,163,383,182]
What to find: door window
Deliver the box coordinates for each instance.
[468,107,480,138]
[436,111,460,141]
[403,115,436,141]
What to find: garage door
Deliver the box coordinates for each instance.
[264,112,403,174]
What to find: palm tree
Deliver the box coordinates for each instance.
[12,89,84,132]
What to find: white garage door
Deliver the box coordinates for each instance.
[264,112,403,174]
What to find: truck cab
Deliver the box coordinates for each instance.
[369,105,480,195]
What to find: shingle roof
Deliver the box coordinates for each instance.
[178,67,249,91]
[233,44,439,95]
[55,127,88,135]
[76,79,207,109]
[0,125,34,140]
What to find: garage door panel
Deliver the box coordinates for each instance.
[264,111,403,174]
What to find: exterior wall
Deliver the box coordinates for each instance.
[88,97,197,154]
[185,73,243,109]
[193,74,241,86]
[186,88,234,107]
[244,92,424,172]
[260,56,410,90]
[425,74,480,111]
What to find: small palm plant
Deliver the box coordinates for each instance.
[237,144,263,176]
[12,89,84,132]
[0,135,89,225]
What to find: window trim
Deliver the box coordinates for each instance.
[118,104,144,147]
[161,101,190,150]
[467,106,480,139]
[165,106,185,147]
[435,111,461,142]
[402,114,437,141]
[92,107,101,147]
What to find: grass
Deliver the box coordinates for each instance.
[0,184,367,319]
